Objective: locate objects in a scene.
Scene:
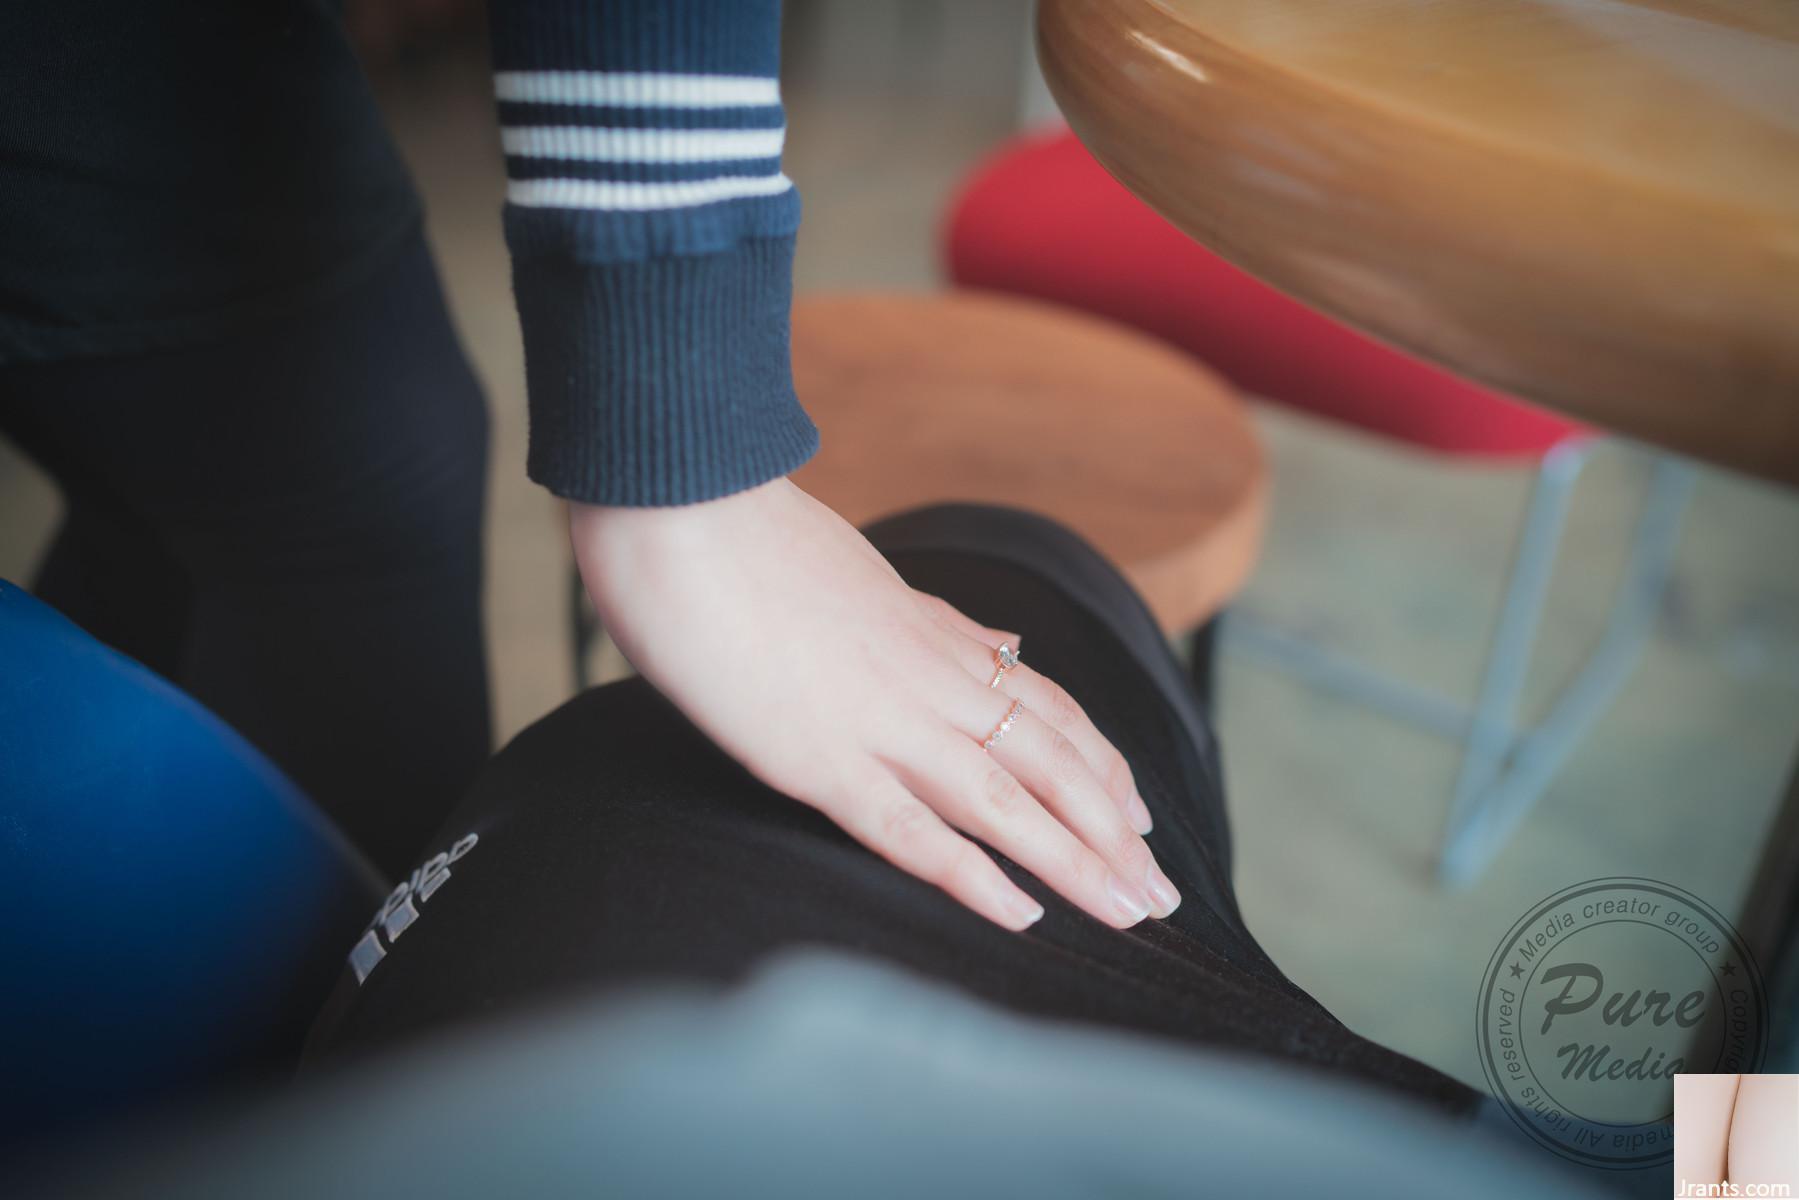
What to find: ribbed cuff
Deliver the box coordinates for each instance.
[512,234,819,506]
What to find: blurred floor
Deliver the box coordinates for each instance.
[1,0,1795,1093]
[1222,412,1799,1087]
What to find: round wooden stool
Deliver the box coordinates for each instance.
[789,292,1265,635]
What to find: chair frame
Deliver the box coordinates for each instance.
[1221,440,1697,884]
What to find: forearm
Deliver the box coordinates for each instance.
[487,0,818,506]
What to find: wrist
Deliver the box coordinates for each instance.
[569,477,791,589]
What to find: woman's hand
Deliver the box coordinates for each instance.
[569,478,1178,932]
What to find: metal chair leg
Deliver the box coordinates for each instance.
[1439,439,1593,862]
[1219,612,1474,739]
[1219,437,1696,885]
[1438,455,1697,884]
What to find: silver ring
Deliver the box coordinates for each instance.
[983,699,1025,752]
[986,642,1021,689]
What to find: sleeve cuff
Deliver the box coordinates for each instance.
[511,233,819,506]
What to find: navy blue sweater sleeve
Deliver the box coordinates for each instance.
[488,1,818,506]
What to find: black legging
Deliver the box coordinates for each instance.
[305,503,1478,1115]
[0,230,491,879]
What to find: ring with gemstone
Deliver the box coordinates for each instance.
[987,642,1021,689]
[983,699,1025,752]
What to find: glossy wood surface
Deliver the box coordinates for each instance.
[1037,0,1799,484]
[790,293,1266,631]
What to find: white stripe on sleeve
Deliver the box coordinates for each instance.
[505,173,795,210]
[500,126,785,163]
[494,71,781,109]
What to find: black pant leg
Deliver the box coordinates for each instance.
[303,504,1475,1114]
[0,231,493,879]
[1,412,194,681]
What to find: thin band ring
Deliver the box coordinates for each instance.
[986,642,1021,689]
[983,699,1025,752]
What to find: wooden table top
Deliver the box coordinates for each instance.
[1037,0,1799,484]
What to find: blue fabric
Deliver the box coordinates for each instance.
[488,2,780,73]
[0,0,815,507]
[0,581,384,1139]
[512,235,818,506]
[488,0,817,504]
[488,0,801,262]
[494,101,788,129]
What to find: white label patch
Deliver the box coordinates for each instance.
[349,832,479,985]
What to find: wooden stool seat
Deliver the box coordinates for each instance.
[790,292,1265,633]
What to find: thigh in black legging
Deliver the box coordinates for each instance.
[0,232,492,878]
[303,505,1474,1113]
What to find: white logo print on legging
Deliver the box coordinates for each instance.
[346,832,480,984]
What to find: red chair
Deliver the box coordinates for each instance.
[945,130,1581,457]
[943,130,1694,884]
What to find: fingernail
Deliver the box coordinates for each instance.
[1127,791,1154,835]
[1145,863,1181,918]
[1004,889,1046,930]
[1106,873,1152,925]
